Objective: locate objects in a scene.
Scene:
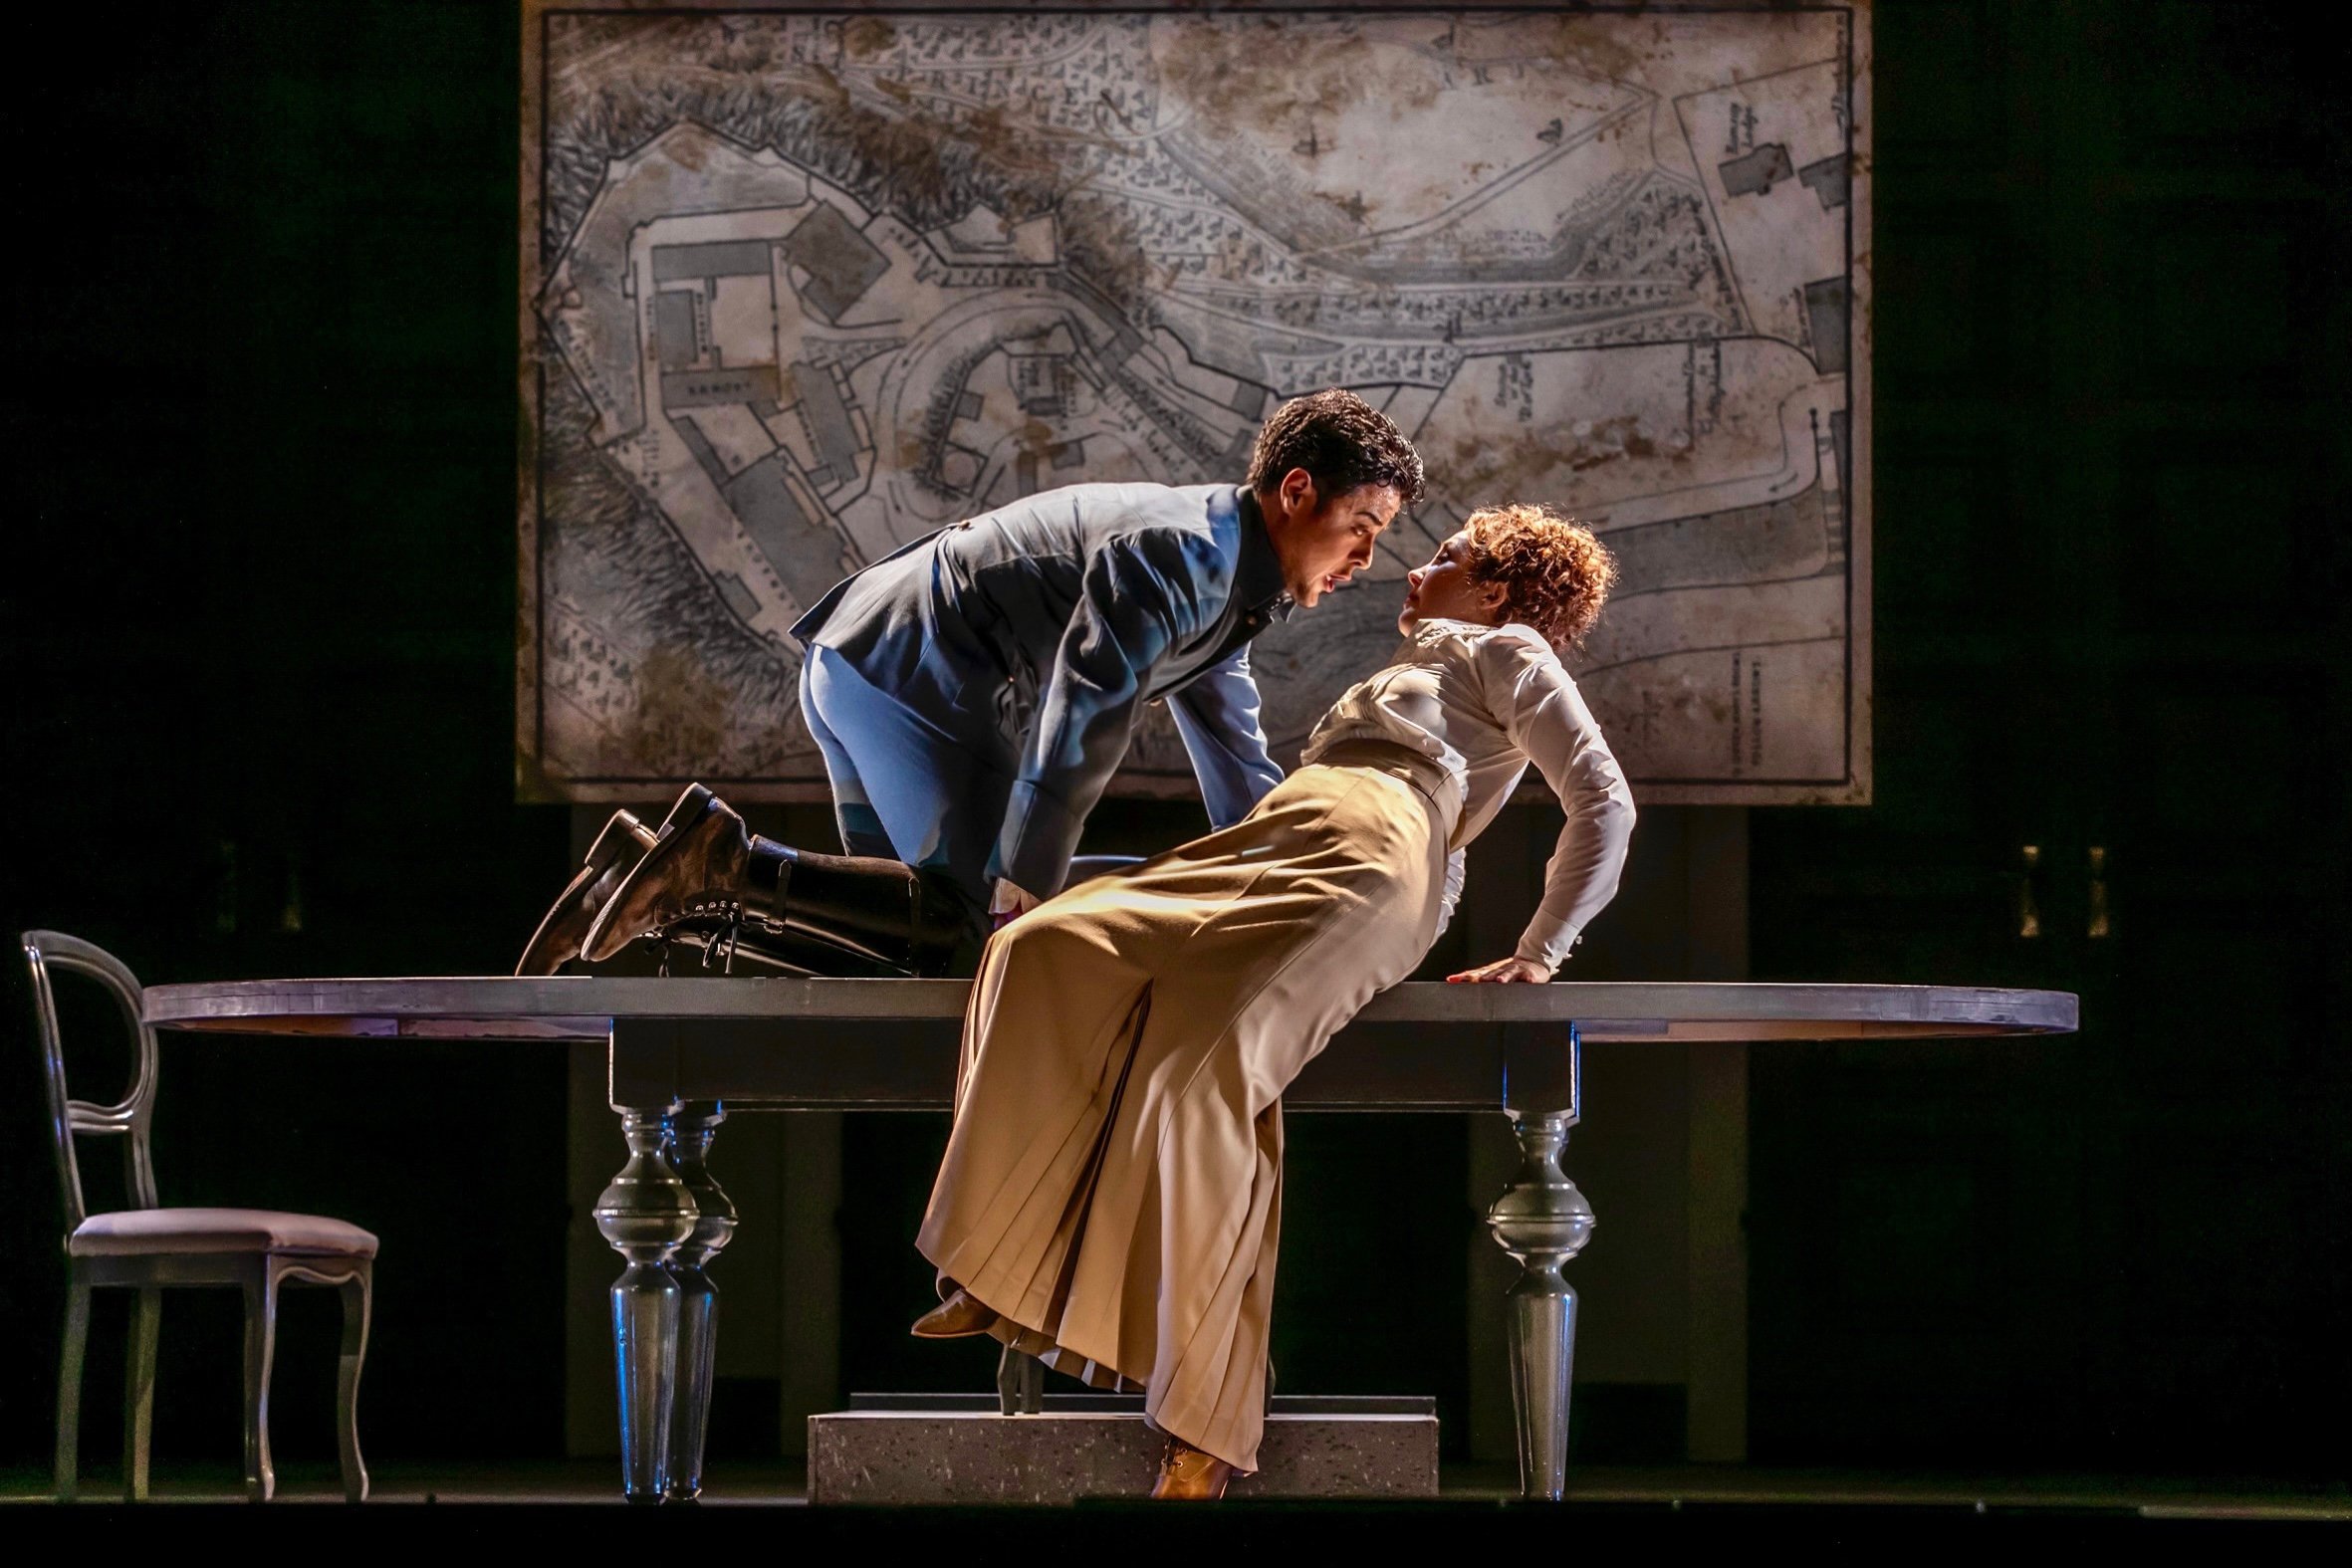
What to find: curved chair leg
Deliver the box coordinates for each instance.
[55,1266,91,1503]
[337,1266,372,1503]
[125,1287,160,1501]
[243,1266,280,1502]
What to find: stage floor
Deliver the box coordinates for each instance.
[6,1461,2345,1519]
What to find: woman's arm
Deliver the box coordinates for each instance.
[1457,637,1637,980]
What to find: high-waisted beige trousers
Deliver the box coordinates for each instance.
[916,756,1454,1471]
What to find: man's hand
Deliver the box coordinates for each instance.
[1447,956,1550,984]
[989,878,1041,934]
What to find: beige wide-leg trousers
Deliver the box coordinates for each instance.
[917,755,1454,1471]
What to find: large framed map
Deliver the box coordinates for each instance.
[520,2,1870,803]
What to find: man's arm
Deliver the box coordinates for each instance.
[1167,643,1284,829]
[990,531,1210,899]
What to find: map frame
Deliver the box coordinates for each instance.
[518,0,1873,805]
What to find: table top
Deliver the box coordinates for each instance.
[143,976,2078,1044]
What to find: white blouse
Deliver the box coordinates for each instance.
[1300,618,1636,972]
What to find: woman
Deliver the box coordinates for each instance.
[910,503,1637,1498]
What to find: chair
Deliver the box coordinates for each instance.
[23,930,375,1503]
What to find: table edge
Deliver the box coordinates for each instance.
[142,976,2081,1039]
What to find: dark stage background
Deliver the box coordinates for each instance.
[3,1,2346,1485]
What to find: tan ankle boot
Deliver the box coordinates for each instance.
[1150,1438,1235,1500]
[909,1287,997,1339]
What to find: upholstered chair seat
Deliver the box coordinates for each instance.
[71,1209,379,1258]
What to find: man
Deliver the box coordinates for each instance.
[535,387,1423,974]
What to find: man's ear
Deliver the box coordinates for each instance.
[1279,467,1318,516]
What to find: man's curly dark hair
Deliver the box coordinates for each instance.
[1246,388,1426,508]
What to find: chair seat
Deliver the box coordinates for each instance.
[70,1208,378,1259]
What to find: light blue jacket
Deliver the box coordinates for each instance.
[791,482,1290,896]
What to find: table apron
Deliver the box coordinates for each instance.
[608,1018,1582,1115]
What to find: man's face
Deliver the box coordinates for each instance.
[1264,469,1403,608]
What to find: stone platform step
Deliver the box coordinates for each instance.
[810,1396,1438,1504]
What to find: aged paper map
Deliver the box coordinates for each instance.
[520,4,1870,802]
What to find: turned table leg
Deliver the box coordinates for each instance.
[663,1101,736,1502]
[1486,1107,1595,1500]
[996,1345,1046,1415]
[595,1103,697,1502]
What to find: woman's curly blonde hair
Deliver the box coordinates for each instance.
[1461,503,1617,649]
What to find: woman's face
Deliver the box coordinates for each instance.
[1399,530,1506,633]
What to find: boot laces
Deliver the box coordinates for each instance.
[1160,1439,1217,1478]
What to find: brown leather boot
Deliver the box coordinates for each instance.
[908,1287,997,1340]
[515,809,657,976]
[581,786,744,963]
[1150,1438,1236,1500]
[581,784,965,972]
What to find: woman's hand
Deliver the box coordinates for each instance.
[1447,956,1550,984]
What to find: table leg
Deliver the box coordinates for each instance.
[594,1103,697,1502]
[663,1101,736,1502]
[996,1345,1045,1415]
[1485,1108,1595,1501]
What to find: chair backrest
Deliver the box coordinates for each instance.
[21,931,159,1238]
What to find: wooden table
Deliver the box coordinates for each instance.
[144,976,2077,1502]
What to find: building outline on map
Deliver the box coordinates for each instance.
[519,0,1872,804]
